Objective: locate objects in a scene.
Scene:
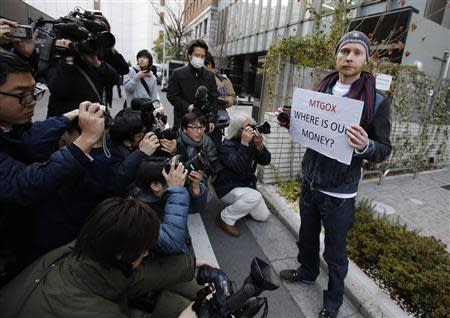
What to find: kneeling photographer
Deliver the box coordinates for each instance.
[213,112,272,237]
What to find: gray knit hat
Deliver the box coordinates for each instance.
[335,31,371,61]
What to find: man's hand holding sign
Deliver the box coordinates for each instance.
[289,88,364,165]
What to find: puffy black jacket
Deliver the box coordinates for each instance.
[213,138,271,198]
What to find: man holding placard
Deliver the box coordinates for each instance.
[279,31,392,318]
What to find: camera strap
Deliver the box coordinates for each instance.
[76,65,103,104]
[133,67,152,98]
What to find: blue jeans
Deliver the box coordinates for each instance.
[296,181,355,313]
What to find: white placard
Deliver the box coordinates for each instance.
[290,88,364,165]
[375,74,393,91]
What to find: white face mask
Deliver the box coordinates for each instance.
[190,56,204,69]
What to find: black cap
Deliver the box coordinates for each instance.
[335,31,371,61]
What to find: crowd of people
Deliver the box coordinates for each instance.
[0,9,391,318]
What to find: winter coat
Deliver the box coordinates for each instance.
[133,186,201,254]
[124,66,158,107]
[46,59,119,117]
[0,242,196,318]
[0,117,91,282]
[213,138,271,198]
[167,64,219,128]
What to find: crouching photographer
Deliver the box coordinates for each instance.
[213,112,272,237]
[0,49,105,285]
[0,197,206,318]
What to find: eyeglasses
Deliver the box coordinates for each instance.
[187,125,206,132]
[0,86,46,107]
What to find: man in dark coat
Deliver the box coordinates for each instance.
[46,39,119,117]
[167,39,219,131]
[0,49,105,286]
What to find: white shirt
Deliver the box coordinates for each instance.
[319,81,357,199]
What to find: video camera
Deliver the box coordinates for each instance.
[193,257,280,318]
[193,86,215,131]
[33,7,115,72]
[248,121,271,135]
[163,152,211,175]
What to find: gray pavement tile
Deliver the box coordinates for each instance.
[245,216,299,262]
[271,258,363,318]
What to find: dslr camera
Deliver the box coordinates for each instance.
[248,121,271,135]
[164,153,211,175]
[276,106,291,128]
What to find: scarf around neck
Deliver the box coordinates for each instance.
[180,130,204,159]
[315,71,376,128]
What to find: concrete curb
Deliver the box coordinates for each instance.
[258,184,409,318]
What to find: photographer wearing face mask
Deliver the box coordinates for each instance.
[167,39,219,131]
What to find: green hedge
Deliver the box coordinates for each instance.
[276,181,450,317]
[348,199,450,317]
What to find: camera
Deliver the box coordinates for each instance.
[193,257,280,318]
[10,25,33,39]
[33,8,116,74]
[248,121,271,135]
[277,106,291,128]
[193,86,215,131]
[163,152,210,175]
[153,127,178,141]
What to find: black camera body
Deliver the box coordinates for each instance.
[277,106,291,128]
[163,152,210,175]
[153,127,178,141]
[248,121,271,135]
[193,257,280,318]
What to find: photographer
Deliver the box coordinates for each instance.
[167,39,219,130]
[133,157,208,253]
[177,112,218,179]
[213,112,271,237]
[45,38,119,117]
[124,49,158,108]
[108,110,163,196]
[0,197,203,318]
[131,97,167,131]
[0,49,105,283]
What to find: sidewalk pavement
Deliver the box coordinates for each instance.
[358,168,450,252]
[259,184,409,318]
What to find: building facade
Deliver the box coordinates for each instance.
[184,0,219,51]
[214,0,450,99]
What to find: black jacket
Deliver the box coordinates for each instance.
[46,59,119,117]
[213,138,271,198]
[167,64,219,128]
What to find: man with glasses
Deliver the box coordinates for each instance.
[0,49,105,286]
[177,112,218,179]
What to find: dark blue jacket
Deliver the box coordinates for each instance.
[108,142,151,196]
[134,186,192,254]
[26,147,112,264]
[0,117,91,279]
[302,90,392,193]
[213,138,271,198]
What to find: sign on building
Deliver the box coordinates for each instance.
[290,88,364,165]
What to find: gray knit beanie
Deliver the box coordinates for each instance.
[335,31,371,61]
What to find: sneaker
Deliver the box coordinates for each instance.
[279,269,315,285]
[216,215,240,237]
[318,308,337,318]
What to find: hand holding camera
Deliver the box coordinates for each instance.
[241,126,255,146]
[188,170,204,196]
[253,130,264,150]
[74,101,105,152]
[162,157,188,188]
[160,139,177,155]
[139,132,160,157]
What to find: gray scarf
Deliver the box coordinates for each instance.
[180,131,204,159]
